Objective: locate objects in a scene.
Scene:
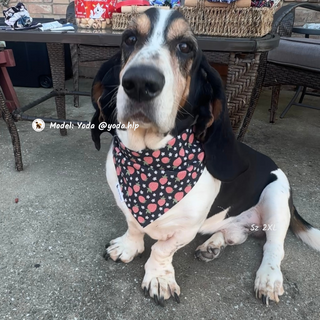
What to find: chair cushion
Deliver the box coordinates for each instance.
[267,37,320,72]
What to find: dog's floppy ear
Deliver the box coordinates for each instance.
[91,52,121,150]
[194,53,248,182]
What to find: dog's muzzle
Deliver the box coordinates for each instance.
[122,66,165,102]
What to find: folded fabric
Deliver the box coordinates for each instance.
[3,2,33,29]
[208,0,275,6]
[251,0,274,7]
[207,0,237,3]
[149,0,180,8]
[303,23,320,30]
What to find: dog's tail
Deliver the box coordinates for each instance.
[290,206,320,252]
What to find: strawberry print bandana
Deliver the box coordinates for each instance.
[113,128,205,228]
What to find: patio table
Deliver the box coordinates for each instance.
[0,27,279,171]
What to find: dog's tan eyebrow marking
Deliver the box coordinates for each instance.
[166,18,192,42]
[132,14,151,37]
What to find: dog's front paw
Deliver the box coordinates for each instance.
[104,234,144,263]
[142,267,181,306]
[254,265,284,305]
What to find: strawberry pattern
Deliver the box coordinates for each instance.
[113,128,205,228]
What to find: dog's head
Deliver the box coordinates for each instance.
[116,8,203,134]
[91,8,248,181]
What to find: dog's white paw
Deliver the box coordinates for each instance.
[254,265,284,305]
[104,234,144,263]
[141,265,180,306]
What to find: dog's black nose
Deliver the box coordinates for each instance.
[122,66,165,102]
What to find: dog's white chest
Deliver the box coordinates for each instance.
[107,140,220,241]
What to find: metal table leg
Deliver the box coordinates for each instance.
[0,92,23,171]
[270,85,281,123]
[299,86,307,103]
[46,43,67,136]
[280,86,303,119]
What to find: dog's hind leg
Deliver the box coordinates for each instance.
[254,169,291,306]
[105,220,145,263]
[195,207,261,262]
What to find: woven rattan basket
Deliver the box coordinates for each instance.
[112,11,135,31]
[112,1,277,37]
[179,2,275,37]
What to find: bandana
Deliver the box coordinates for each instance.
[113,128,205,228]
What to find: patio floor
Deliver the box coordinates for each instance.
[1,80,320,320]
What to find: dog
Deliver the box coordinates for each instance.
[90,8,320,307]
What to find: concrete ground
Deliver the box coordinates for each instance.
[1,80,320,320]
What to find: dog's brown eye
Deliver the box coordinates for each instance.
[125,35,137,46]
[178,43,191,54]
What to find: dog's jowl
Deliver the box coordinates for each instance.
[91,8,320,307]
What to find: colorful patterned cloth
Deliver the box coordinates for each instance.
[149,0,180,8]
[3,2,33,29]
[113,128,205,228]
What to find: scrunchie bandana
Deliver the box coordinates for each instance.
[113,128,205,228]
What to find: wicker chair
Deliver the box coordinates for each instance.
[262,3,320,122]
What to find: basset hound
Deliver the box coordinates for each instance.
[90,8,320,307]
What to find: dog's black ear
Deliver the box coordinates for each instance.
[91,52,121,150]
[194,53,248,182]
